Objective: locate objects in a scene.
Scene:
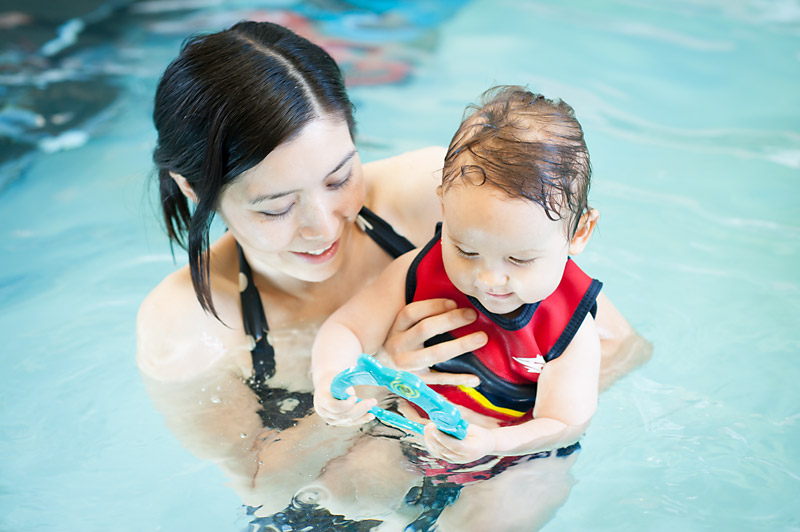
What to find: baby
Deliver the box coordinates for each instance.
[312,86,602,466]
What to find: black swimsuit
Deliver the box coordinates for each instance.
[239,206,415,429]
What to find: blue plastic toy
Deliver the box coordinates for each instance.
[330,353,469,440]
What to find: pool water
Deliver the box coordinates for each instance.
[1,0,798,530]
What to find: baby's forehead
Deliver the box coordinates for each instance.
[442,180,573,231]
[442,193,573,254]
[442,172,566,209]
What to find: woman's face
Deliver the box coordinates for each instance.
[218,117,365,283]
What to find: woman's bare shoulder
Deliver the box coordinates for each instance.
[364,146,446,246]
[363,146,446,174]
[136,261,248,383]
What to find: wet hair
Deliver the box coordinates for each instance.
[442,85,591,235]
[152,21,355,318]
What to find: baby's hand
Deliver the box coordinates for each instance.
[423,422,496,464]
[313,385,378,426]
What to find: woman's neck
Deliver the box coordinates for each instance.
[239,225,388,328]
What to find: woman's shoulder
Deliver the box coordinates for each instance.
[136,238,250,382]
[363,146,446,246]
[363,145,446,174]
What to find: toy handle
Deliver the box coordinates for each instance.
[330,354,468,440]
[367,406,425,435]
[330,366,425,435]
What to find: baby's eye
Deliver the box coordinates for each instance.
[455,246,478,259]
[509,256,535,266]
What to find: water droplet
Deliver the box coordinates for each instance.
[240,433,247,439]
[210,395,221,404]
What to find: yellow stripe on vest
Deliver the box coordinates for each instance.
[457,386,527,418]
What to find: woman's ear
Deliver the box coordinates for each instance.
[436,185,444,214]
[170,172,198,204]
[568,208,599,256]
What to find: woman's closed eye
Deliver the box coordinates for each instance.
[328,172,352,190]
[260,203,294,219]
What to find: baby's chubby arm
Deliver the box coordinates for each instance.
[311,251,418,426]
[424,313,601,463]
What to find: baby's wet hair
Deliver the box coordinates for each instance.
[442,85,592,234]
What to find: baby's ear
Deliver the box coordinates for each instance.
[568,209,599,255]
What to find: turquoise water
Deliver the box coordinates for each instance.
[1,0,798,530]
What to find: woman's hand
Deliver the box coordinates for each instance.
[313,384,378,427]
[379,298,486,386]
[423,422,496,464]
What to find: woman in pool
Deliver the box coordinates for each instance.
[136,20,650,526]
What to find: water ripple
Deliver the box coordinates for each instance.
[508,74,800,170]
[601,181,800,237]
[597,111,800,170]
[608,20,734,51]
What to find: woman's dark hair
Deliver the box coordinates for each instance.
[152,21,355,318]
[442,85,591,235]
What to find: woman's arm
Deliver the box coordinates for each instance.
[136,269,267,470]
[386,289,649,390]
[594,292,653,391]
[423,314,601,463]
[137,271,369,513]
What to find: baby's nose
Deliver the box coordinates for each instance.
[477,267,508,288]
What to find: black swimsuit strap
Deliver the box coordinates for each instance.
[237,243,276,381]
[355,206,416,259]
[238,206,414,382]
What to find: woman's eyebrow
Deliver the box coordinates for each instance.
[328,149,357,176]
[249,150,357,204]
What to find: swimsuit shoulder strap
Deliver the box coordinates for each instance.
[237,243,276,381]
[356,206,416,259]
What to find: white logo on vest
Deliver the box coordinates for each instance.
[512,355,545,373]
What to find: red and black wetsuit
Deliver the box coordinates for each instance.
[406,224,603,424]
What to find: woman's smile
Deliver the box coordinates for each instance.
[291,238,341,263]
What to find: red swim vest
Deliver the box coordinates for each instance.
[405,225,602,424]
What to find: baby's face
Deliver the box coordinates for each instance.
[440,182,572,316]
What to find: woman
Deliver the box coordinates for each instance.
[136,20,650,526]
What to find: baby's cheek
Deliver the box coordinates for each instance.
[547,271,566,297]
[443,260,473,293]
[521,270,559,301]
